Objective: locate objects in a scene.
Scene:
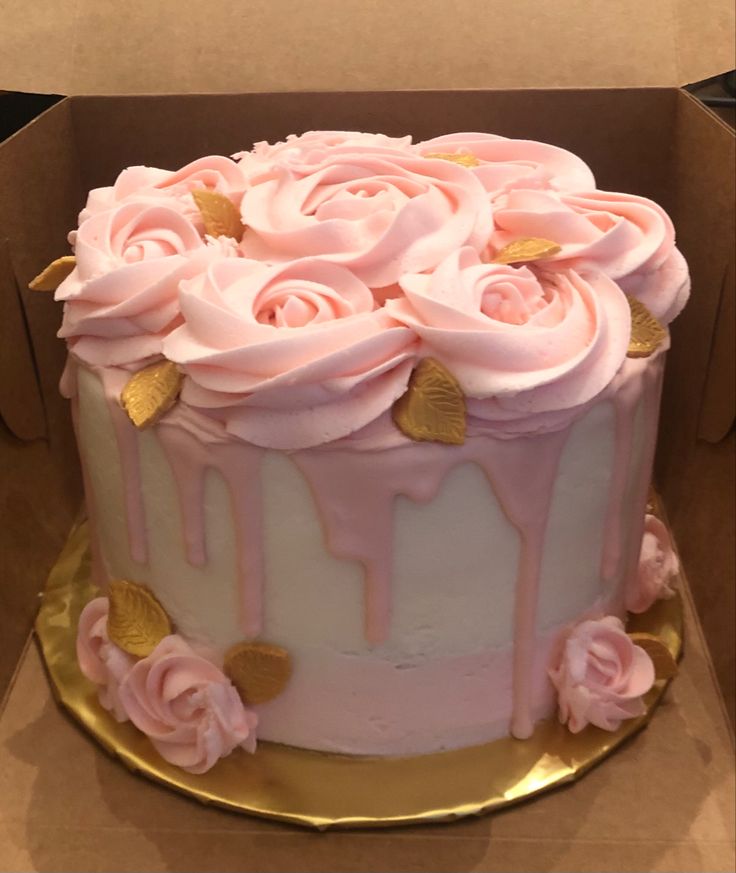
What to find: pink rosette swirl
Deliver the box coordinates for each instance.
[57,201,224,366]
[163,258,417,449]
[626,514,679,614]
[237,130,415,185]
[416,132,596,196]
[79,155,247,225]
[386,248,631,433]
[489,188,690,323]
[548,616,655,733]
[76,597,136,723]
[239,150,492,288]
[117,635,258,774]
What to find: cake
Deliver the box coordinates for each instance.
[33,130,686,775]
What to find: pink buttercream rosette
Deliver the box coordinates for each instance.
[76,599,258,774]
[548,616,655,733]
[386,247,631,435]
[163,257,417,449]
[626,514,680,614]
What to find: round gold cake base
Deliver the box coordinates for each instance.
[36,520,683,830]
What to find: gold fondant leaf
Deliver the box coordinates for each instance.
[423,152,480,168]
[120,360,183,430]
[392,357,466,445]
[107,580,172,657]
[224,642,292,705]
[627,297,667,358]
[492,238,562,265]
[192,189,244,242]
[628,632,678,680]
[28,256,76,291]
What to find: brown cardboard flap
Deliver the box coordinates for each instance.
[0,0,733,96]
[0,243,46,440]
[698,259,735,443]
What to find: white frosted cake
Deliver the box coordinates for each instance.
[35,131,686,774]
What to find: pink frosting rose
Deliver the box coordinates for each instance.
[118,635,258,774]
[488,188,690,324]
[626,514,680,614]
[548,616,655,733]
[57,201,231,366]
[238,149,492,288]
[386,247,631,432]
[79,155,247,226]
[76,597,136,722]
[164,257,416,449]
[415,132,596,196]
[236,130,415,185]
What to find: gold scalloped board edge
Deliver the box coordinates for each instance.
[34,518,683,830]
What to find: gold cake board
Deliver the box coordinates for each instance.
[35,520,683,830]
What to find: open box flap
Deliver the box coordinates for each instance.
[0,0,733,96]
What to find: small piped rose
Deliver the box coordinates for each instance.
[118,635,258,774]
[76,597,136,722]
[626,514,679,614]
[548,616,655,733]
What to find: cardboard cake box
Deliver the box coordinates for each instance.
[0,1,734,869]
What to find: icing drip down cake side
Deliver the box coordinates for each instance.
[37,131,687,774]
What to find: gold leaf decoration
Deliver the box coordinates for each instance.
[224,642,292,705]
[627,297,667,358]
[423,152,480,168]
[29,256,76,291]
[192,189,244,242]
[120,360,183,430]
[492,238,562,265]
[392,357,466,445]
[107,579,172,657]
[628,632,678,680]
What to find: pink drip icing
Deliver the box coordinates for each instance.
[70,394,107,590]
[59,355,78,399]
[618,357,665,611]
[98,369,148,564]
[156,422,265,638]
[294,429,568,740]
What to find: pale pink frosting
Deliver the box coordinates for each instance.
[626,514,680,614]
[387,248,631,429]
[76,597,136,722]
[79,155,247,226]
[238,151,493,287]
[489,189,690,324]
[118,635,258,774]
[57,202,232,366]
[163,257,417,449]
[415,132,596,196]
[236,130,415,185]
[548,616,655,733]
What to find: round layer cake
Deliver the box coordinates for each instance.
[43,130,687,773]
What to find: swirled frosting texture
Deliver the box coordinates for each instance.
[387,248,631,433]
[163,258,417,449]
[548,616,655,733]
[56,130,690,448]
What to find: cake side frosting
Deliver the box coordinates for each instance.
[39,130,689,769]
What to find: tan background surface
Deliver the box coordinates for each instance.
[0,0,733,95]
[0,587,733,873]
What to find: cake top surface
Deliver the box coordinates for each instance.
[51,130,690,450]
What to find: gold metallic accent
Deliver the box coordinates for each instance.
[627,297,667,358]
[392,357,466,445]
[423,151,481,168]
[192,189,245,242]
[36,519,683,829]
[28,255,76,291]
[628,632,678,680]
[224,642,292,705]
[107,579,172,657]
[120,360,183,430]
[492,238,562,265]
